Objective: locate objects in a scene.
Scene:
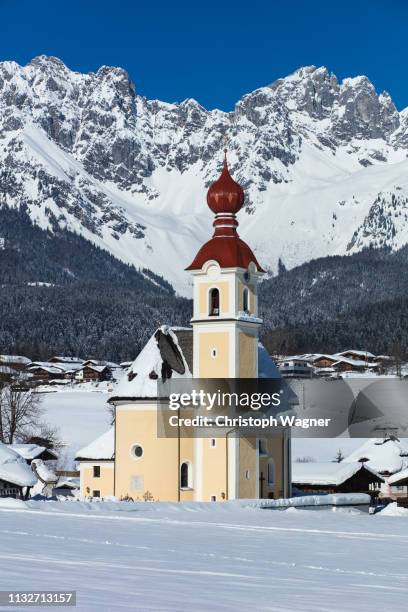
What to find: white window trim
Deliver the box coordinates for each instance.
[130,443,144,461]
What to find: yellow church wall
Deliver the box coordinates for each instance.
[198,331,230,377]
[237,437,257,498]
[198,281,230,317]
[201,437,228,501]
[115,407,180,501]
[239,331,257,378]
[179,436,195,502]
[79,461,114,498]
[259,437,285,498]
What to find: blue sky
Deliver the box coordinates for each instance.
[1,0,407,110]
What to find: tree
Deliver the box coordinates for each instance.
[0,384,44,444]
[22,423,63,451]
[295,456,316,463]
[333,449,344,463]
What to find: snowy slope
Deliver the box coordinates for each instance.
[2,58,408,294]
[0,500,408,610]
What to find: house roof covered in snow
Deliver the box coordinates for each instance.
[9,444,58,461]
[75,428,114,461]
[50,356,83,364]
[0,355,30,365]
[0,443,37,487]
[292,461,383,486]
[336,350,376,360]
[81,364,108,373]
[343,437,408,475]
[110,327,280,402]
[82,360,120,368]
[388,467,408,486]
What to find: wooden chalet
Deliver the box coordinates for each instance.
[0,355,31,371]
[292,462,383,498]
[77,364,111,382]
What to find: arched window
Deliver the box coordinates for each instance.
[243,287,249,313]
[180,461,192,488]
[267,459,275,485]
[209,288,220,316]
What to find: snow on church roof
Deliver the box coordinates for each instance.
[110,326,193,401]
[110,327,280,402]
[343,437,408,475]
[0,443,37,487]
[292,461,383,486]
[75,428,114,461]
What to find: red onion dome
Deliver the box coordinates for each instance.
[206,153,244,214]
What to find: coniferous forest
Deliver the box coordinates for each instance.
[1,204,408,361]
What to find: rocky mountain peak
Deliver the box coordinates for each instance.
[1,57,408,294]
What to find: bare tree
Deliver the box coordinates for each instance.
[0,384,44,444]
[21,423,63,452]
[333,449,344,463]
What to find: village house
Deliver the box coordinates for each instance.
[27,361,83,381]
[49,355,84,365]
[77,154,291,502]
[278,351,383,378]
[76,429,114,498]
[0,354,31,371]
[76,364,112,382]
[335,350,377,363]
[0,442,37,499]
[0,365,19,385]
[343,437,408,500]
[292,462,383,498]
[9,444,58,465]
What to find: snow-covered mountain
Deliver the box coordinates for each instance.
[1,56,408,295]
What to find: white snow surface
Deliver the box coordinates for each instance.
[39,387,111,469]
[0,443,37,487]
[0,499,407,610]
[292,461,382,486]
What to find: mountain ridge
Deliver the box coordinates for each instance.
[2,57,408,295]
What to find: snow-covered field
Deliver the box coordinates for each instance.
[0,500,407,611]
[39,386,111,467]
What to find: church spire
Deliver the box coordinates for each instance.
[186,151,264,272]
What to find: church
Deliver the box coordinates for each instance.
[76,154,291,502]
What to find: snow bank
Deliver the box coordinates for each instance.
[236,493,371,509]
[0,497,28,509]
[379,502,408,517]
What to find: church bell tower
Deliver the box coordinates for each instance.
[186,152,265,379]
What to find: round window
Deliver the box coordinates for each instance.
[131,444,144,459]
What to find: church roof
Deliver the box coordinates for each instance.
[109,328,280,402]
[109,327,193,401]
[186,236,264,272]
